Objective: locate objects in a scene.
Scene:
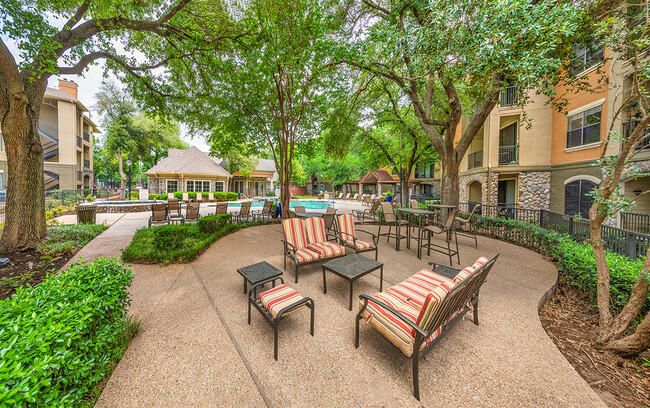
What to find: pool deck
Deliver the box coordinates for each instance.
[56,200,605,407]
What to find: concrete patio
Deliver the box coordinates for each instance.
[60,201,605,407]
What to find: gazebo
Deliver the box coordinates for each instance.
[343,169,399,195]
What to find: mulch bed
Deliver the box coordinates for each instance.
[0,249,74,300]
[540,285,650,407]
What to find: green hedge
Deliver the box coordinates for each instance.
[171,191,238,201]
[0,258,134,406]
[148,193,169,200]
[122,214,270,264]
[470,216,648,317]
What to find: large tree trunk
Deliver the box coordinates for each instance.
[605,311,650,356]
[399,173,409,207]
[441,156,460,206]
[0,78,47,251]
[117,150,126,200]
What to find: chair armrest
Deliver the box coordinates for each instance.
[359,294,428,338]
[355,229,377,242]
[276,297,312,320]
[248,276,285,300]
[280,239,298,252]
[337,231,355,240]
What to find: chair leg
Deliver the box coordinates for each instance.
[473,230,478,249]
[427,232,431,256]
[273,323,279,361]
[447,240,453,265]
[309,300,315,336]
[387,224,392,243]
[295,263,299,283]
[473,298,479,325]
[248,299,252,325]
[455,231,460,264]
[412,346,421,401]
[355,310,363,348]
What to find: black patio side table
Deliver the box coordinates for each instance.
[322,254,383,310]
[237,261,283,297]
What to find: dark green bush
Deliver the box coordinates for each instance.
[471,216,648,317]
[168,191,238,201]
[196,214,232,234]
[130,190,139,200]
[83,189,91,196]
[0,258,134,406]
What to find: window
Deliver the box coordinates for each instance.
[167,180,178,193]
[186,180,211,192]
[565,179,597,218]
[233,180,244,193]
[214,181,224,192]
[572,44,604,75]
[567,106,601,148]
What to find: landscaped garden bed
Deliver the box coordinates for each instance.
[0,223,108,300]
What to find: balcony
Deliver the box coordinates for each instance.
[76,136,82,148]
[77,171,82,181]
[84,159,90,169]
[499,145,518,165]
[468,150,483,169]
[83,131,90,142]
[500,86,518,107]
[623,119,650,151]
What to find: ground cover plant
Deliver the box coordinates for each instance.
[122,214,276,264]
[0,258,137,407]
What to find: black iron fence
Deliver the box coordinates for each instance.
[498,145,518,165]
[460,202,650,260]
[622,119,650,151]
[621,211,650,235]
[468,150,483,169]
[500,85,518,107]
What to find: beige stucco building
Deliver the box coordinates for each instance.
[459,45,650,223]
[0,79,97,191]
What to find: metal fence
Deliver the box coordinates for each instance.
[459,202,650,260]
[621,211,650,235]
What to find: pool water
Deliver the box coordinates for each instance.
[88,200,156,206]
[227,199,331,210]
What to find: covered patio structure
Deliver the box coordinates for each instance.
[343,169,399,196]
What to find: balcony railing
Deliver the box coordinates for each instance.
[84,159,90,169]
[622,119,650,150]
[499,145,518,165]
[500,86,518,107]
[468,150,483,169]
[77,171,82,181]
[76,136,82,148]
[37,120,59,143]
[83,131,90,142]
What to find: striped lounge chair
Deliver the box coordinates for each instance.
[355,254,500,400]
[337,214,378,260]
[281,218,346,283]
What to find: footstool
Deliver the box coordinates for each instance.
[248,276,314,360]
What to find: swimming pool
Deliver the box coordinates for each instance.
[227,199,332,210]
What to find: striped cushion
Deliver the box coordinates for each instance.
[348,239,374,250]
[472,256,489,270]
[294,248,319,263]
[415,285,449,329]
[304,217,327,244]
[259,285,306,319]
[385,269,454,310]
[307,242,345,258]
[453,266,475,284]
[338,214,355,238]
[283,219,308,250]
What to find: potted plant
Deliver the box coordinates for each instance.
[385,190,393,202]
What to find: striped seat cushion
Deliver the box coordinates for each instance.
[259,285,306,319]
[307,242,345,258]
[304,217,327,244]
[384,269,454,310]
[453,256,490,284]
[348,239,374,250]
[282,219,308,249]
[338,214,356,238]
[294,248,320,263]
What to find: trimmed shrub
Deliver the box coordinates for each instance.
[129,190,139,200]
[196,214,233,234]
[0,258,134,406]
[38,223,109,256]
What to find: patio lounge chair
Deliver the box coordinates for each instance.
[322,212,337,234]
[343,193,351,201]
[419,209,460,265]
[337,214,378,260]
[196,193,204,203]
[233,201,252,222]
[353,200,380,221]
[377,202,410,247]
[167,197,181,218]
[254,200,273,221]
[410,199,419,209]
[215,202,228,214]
[350,193,359,201]
[356,254,500,400]
[208,192,216,202]
[455,204,480,249]
[281,218,345,283]
[148,203,169,228]
[182,192,190,202]
[185,202,201,222]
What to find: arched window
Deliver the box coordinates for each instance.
[564,179,597,218]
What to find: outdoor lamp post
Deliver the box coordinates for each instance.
[390,153,402,202]
[126,153,132,201]
[319,172,323,193]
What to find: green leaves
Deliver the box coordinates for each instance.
[0,258,134,406]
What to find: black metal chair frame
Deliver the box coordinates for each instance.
[353,200,381,221]
[418,210,460,265]
[148,204,169,228]
[355,254,500,400]
[233,201,253,223]
[248,276,315,361]
[253,200,273,221]
[377,204,410,249]
[455,205,480,249]
[336,229,379,260]
[281,232,345,283]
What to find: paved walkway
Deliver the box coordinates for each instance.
[59,201,605,407]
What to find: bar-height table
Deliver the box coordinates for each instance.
[425,204,458,224]
[394,207,437,259]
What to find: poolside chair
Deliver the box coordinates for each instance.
[167,197,181,218]
[148,203,169,228]
[322,212,338,235]
[343,193,351,201]
[419,209,460,265]
[352,200,380,221]
[281,218,345,283]
[254,200,273,221]
[215,202,228,215]
[185,202,201,222]
[196,193,204,203]
[326,207,337,215]
[356,254,500,400]
[208,192,215,202]
[455,204,480,248]
[294,206,306,214]
[377,201,410,248]
[182,192,190,202]
[410,199,420,209]
[350,193,358,201]
[337,214,378,260]
[233,201,252,223]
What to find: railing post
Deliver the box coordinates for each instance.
[568,217,574,237]
[627,231,637,259]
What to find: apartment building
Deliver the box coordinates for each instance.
[0,79,97,191]
[459,45,650,221]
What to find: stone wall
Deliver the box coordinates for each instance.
[459,173,488,203]
[518,171,551,210]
